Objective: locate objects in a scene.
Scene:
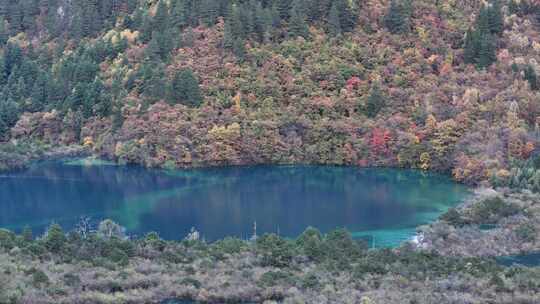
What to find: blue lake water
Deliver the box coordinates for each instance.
[0,159,469,246]
[496,252,540,267]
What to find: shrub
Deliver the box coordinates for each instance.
[108,248,129,266]
[440,208,468,227]
[258,270,293,287]
[363,85,386,118]
[353,258,388,279]
[322,228,362,268]
[179,278,201,289]
[256,234,294,268]
[31,269,50,288]
[0,229,15,250]
[300,273,320,290]
[44,223,67,254]
[489,274,505,292]
[161,250,189,264]
[212,237,247,255]
[515,223,537,242]
[23,243,47,257]
[21,226,33,242]
[143,232,167,251]
[469,197,521,224]
[62,273,81,287]
[184,265,196,275]
[296,227,324,261]
[106,280,123,293]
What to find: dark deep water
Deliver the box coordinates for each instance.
[0,159,469,247]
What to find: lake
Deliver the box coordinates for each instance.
[0,159,469,247]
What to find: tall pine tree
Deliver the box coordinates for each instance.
[384,0,408,34]
[487,0,503,35]
[154,0,169,32]
[327,2,341,36]
[335,0,356,33]
[476,33,496,69]
[464,2,500,69]
[288,4,308,38]
[168,69,203,107]
[525,65,539,91]
[365,84,385,118]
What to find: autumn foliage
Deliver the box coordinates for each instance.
[3,0,540,187]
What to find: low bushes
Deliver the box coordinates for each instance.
[1,216,539,303]
[440,196,522,226]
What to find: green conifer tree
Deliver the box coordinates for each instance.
[22,225,32,242]
[288,7,309,38]
[335,0,356,33]
[463,28,479,65]
[223,19,235,49]
[9,2,23,35]
[171,0,188,28]
[475,6,490,34]
[508,0,518,15]
[44,223,66,254]
[30,77,46,111]
[154,0,169,32]
[275,0,292,20]
[112,103,124,132]
[476,33,496,69]
[140,13,153,43]
[270,3,281,28]
[22,0,37,32]
[145,32,162,61]
[327,2,341,36]
[525,64,538,91]
[254,2,267,42]
[45,0,58,37]
[200,0,218,26]
[71,12,83,40]
[464,3,500,69]
[139,61,166,104]
[131,7,144,29]
[0,17,7,45]
[365,84,385,118]
[169,68,203,107]
[0,97,19,127]
[487,0,503,35]
[233,38,246,60]
[0,115,7,139]
[384,0,408,34]
[182,27,195,48]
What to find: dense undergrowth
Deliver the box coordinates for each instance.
[1,218,539,303]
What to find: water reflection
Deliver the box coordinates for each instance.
[0,161,469,246]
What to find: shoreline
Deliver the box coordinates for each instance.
[3,148,536,259]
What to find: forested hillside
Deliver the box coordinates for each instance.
[1,0,540,188]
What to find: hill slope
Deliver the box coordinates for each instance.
[1,0,540,189]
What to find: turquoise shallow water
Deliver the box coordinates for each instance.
[0,159,469,246]
[496,253,540,267]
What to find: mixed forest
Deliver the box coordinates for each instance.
[1,1,540,303]
[0,0,540,190]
